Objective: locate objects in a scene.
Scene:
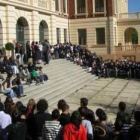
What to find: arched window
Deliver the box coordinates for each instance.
[39,22,45,42]
[16,19,24,45]
[39,21,49,42]
[16,17,29,46]
[125,28,138,45]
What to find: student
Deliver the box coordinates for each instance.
[94,112,113,140]
[29,99,51,140]
[128,111,140,140]
[0,105,27,140]
[63,111,87,140]
[78,107,93,140]
[79,98,95,124]
[42,109,61,140]
[57,99,67,115]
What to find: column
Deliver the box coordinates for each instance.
[50,15,57,44]
[6,6,16,42]
[31,11,39,41]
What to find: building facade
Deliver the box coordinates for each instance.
[0,0,140,60]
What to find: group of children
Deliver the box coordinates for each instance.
[19,63,49,85]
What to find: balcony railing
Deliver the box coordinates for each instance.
[119,12,140,19]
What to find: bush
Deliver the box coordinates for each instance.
[5,42,14,51]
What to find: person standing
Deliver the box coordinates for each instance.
[0,102,12,140]
[63,111,87,140]
[39,41,43,60]
[19,45,25,64]
[26,41,32,63]
[43,40,50,65]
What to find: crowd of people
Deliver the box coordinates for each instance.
[0,97,140,140]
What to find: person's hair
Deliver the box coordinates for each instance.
[119,102,126,111]
[52,109,60,120]
[37,99,48,112]
[19,105,27,115]
[99,112,107,121]
[16,101,23,111]
[57,99,66,110]
[80,98,88,106]
[62,104,69,112]
[27,99,36,111]
[71,111,82,130]
[0,102,4,111]
[4,96,13,104]
[78,107,88,117]
[134,111,140,123]
[96,108,104,117]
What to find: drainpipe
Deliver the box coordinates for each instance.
[68,0,71,43]
[107,0,111,54]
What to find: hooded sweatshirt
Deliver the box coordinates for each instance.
[63,123,87,140]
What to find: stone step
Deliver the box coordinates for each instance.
[19,72,94,105]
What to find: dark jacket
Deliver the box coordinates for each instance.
[0,120,27,140]
[29,112,51,138]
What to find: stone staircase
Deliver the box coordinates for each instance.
[0,59,97,111]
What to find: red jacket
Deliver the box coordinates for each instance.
[63,123,87,140]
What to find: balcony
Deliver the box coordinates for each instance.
[119,12,140,19]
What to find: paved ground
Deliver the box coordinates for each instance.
[51,78,140,122]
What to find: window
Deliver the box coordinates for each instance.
[39,22,45,42]
[64,29,67,43]
[63,0,66,13]
[55,0,59,11]
[95,0,104,12]
[96,28,105,44]
[78,29,87,45]
[77,0,86,13]
[56,28,60,43]
[16,20,24,46]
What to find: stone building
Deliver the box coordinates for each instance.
[0,0,140,60]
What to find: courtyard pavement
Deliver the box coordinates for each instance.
[56,78,140,123]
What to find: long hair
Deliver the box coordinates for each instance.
[27,99,36,111]
[70,111,82,130]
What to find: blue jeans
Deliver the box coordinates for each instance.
[18,85,24,95]
[20,54,24,64]
[5,89,15,98]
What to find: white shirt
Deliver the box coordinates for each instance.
[39,44,43,51]
[0,111,11,129]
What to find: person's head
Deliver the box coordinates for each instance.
[57,99,66,110]
[27,99,36,111]
[0,102,4,111]
[62,104,69,114]
[37,99,48,113]
[16,101,23,112]
[96,108,104,118]
[51,109,60,120]
[98,112,107,122]
[17,105,27,121]
[4,96,13,104]
[119,102,126,112]
[3,56,7,61]
[71,111,82,130]
[80,98,88,107]
[134,111,140,123]
[78,107,88,119]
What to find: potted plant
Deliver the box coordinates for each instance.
[5,42,14,51]
[5,42,15,57]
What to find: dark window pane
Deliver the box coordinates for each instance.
[95,0,104,12]
[78,29,87,45]
[16,20,24,45]
[56,28,60,43]
[77,0,86,13]
[55,0,59,11]
[64,29,67,43]
[39,22,45,42]
[96,28,105,44]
